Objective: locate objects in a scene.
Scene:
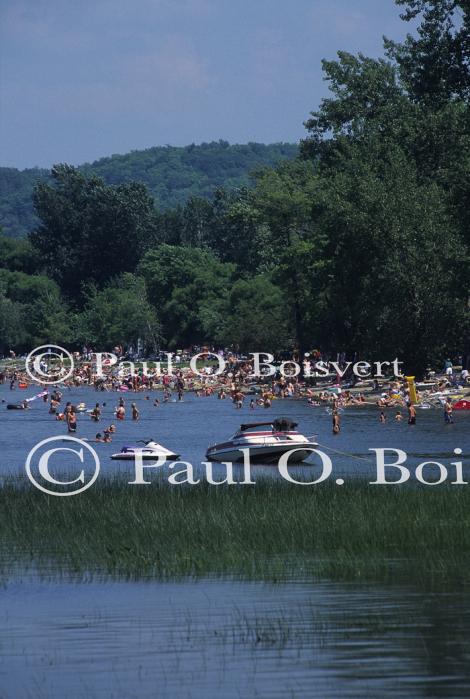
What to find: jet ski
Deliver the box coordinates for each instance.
[111,439,180,461]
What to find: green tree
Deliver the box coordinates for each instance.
[0,235,41,274]
[0,292,26,354]
[76,274,160,350]
[298,1,470,373]
[219,275,291,351]
[251,160,328,358]
[30,165,158,303]
[139,245,235,348]
[386,0,470,104]
[0,269,72,350]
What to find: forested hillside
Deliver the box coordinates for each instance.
[0,141,297,237]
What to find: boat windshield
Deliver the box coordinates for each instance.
[237,424,274,435]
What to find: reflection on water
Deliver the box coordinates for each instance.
[1,575,470,698]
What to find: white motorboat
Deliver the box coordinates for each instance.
[111,440,180,461]
[206,418,317,464]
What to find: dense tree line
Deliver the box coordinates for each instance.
[0,0,469,376]
[0,142,297,238]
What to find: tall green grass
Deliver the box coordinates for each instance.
[1,478,470,585]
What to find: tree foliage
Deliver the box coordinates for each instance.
[76,274,161,351]
[30,165,158,302]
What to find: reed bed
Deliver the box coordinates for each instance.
[1,478,469,585]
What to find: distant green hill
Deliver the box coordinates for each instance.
[0,141,298,238]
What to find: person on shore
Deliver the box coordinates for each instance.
[332,410,341,434]
[408,404,417,425]
[444,398,454,424]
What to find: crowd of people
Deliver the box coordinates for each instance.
[1,352,469,436]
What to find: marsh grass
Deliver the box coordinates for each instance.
[1,477,470,585]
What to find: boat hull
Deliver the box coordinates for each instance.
[205,443,317,464]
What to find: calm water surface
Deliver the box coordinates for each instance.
[1,575,470,698]
[1,383,469,480]
[1,384,470,698]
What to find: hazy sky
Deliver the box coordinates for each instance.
[1,0,412,169]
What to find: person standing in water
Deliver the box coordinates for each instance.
[116,405,125,420]
[68,411,77,433]
[408,403,417,425]
[444,398,454,424]
[131,403,139,420]
[90,403,101,422]
[332,409,341,434]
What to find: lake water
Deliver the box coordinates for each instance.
[1,383,469,482]
[1,383,470,698]
[2,574,470,698]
